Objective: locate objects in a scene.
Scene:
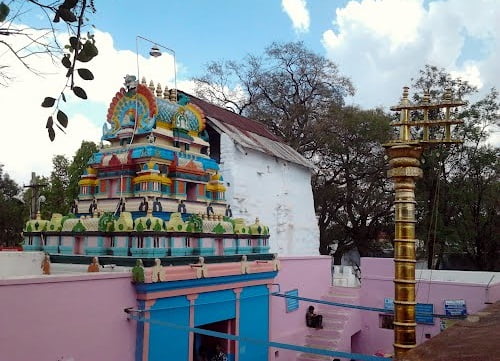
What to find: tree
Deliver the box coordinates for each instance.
[313,106,393,262]
[1,0,98,140]
[0,165,27,246]
[194,41,355,155]
[410,65,499,270]
[67,140,97,201]
[42,154,70,215]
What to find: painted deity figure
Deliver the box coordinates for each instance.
[132,259,145,283]
[139,197,149,212]
[41,254,51,275]
[153,198,163,212]
[123,74,138,92]
[151,258,165,283]
[240,255,250,274]
[87,257,100,272]
[177,200,186,213]
[70,200,78,214]
[206,202,214,216]
[88,197,97,214]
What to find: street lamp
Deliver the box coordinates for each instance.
[135,35,177,101]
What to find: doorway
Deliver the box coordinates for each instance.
[193,319,235,361]
[187,182,198,201]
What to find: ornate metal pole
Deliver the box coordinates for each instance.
[384,86,464,359]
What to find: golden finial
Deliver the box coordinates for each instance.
[148,80,155,92]
[141,77,147,86]
[163,85,169,99]
[169,89,177,102]
[156,83,163,97]
[400,86,410,106]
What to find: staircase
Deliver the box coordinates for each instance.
[296,286,361,361]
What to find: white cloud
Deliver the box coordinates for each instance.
[0,27,181,186]
[322,0,500,111]
[282,0,310,32]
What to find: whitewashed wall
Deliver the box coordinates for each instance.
[218,133,320,256]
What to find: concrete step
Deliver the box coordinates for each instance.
[313,328,343,338]
[305,335,340,347]
[318,309,351,319]
[322,318,347,328]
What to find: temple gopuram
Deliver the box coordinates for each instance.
[23,75,270,259]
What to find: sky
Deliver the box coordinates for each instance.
[1,0,499,186]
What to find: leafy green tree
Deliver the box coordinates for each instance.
[67,140,97,201]
[43,154,70,215]
[313,106,393,262]
[410,65,499,270]
[0,165,28,246]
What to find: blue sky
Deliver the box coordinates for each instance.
[1,0,499,185]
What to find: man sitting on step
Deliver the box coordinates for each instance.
[306,305,323,329]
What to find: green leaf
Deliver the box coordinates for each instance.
[47,126,55,141]
[69,36,79,50]
[73,86,87,99]
[57,110,68,128]
[77,68,94,80]
[58,8,77,23]
[41,97,56,107]
[0,2,10,22]
[61,56,71,69]
[46,116,53,129]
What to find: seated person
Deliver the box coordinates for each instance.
[306,305,323,329]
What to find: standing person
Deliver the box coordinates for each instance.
[306,305,323,329]
[210,343,227,361]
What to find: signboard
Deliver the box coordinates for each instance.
[444,299,467,316]
[415,303,434,324]
[384,298,394,311]
[285,289,299,312]
[383,298,434,324]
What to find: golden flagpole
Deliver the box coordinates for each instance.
[384,86,464,359]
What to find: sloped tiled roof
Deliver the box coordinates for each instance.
[181,91,314,170]
[402,301,500,361]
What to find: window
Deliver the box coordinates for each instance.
[184,143,190,151]
[379,314,394,329]
[186,238,191,248]
[174,140,180,148]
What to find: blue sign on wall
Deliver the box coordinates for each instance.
[285,289,299,312]
[444,299,467,316]
[415,303,434,324]
[384,298,394,311]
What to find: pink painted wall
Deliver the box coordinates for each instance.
[269,256,332,361]
[0,273,137,361]
[353,257,500,356]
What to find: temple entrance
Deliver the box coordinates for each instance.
[186,182,197,201]
[193,319,235,361]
